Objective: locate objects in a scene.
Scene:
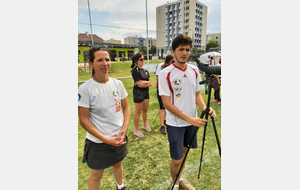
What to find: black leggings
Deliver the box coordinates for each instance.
[214,88,221,102]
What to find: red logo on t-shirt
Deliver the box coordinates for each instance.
[183,74,187,78]
[116,105,121,112]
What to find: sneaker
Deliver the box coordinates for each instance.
[218,101,221,105]
[179,179,195,190]
[134,130,144,137]
[142,124,151,132]
[116,185,127,190]
[213,99,218,102]
[170,184,179,190]
[160,126,167,135]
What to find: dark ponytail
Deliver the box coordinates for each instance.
[130,52,143,72]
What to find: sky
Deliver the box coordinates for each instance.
[78,0,221,43]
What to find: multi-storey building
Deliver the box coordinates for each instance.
[156,0,207,57]
[124,36,157,48]
[207,33,221,48]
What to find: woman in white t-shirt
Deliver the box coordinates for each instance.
[78,45,130,190]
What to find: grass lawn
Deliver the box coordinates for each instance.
[78,62,221,190]
[78,60,164,81]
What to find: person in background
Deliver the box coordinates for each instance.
[78,45,130,190]
[131,53,152,137]
[207,55,211,65]
[155,55,175,135]
[211,56,214,66]
[159,34,216,190]
[213,57,221,104]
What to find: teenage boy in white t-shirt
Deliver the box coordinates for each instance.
[159,34,216,190]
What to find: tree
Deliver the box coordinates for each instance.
[139,45,156,55]
[150,45,156,55]
[139,46,147,54]
[206,40,219,52]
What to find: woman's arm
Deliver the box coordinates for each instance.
[78,107,108,142]
[78,107,125,146]
[136,78,152,88]
[117,97,130,140]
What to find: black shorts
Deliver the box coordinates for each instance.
[82,137,128,170]
[166,125,198,160]
[157,90,165,109]
[133,89,149,103]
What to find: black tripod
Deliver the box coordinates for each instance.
[171,73,221,190]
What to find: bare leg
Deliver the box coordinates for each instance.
[170,147,188,185]
[134,102,144,130]
[142,99,149,126]
[112,161,123,186]
[88,169,104,190]
[159,109,166,126]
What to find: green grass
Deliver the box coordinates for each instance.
[78,65,221,190]
[78,60,164,81]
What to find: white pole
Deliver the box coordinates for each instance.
[146,0,149,65]
[87,0,94,45]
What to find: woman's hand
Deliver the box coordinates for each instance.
[103,135,126,147]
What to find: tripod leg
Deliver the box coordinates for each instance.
[197,122,208,179]
[197,114,221,179]
[210,115,221,157]
[153,112,159,124]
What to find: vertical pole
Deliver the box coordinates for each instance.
[87,0,94,45]
[146,0,149,65]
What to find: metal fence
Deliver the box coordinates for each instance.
[78,63,92,73]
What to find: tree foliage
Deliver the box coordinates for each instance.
[139,46,147,54]
[206,40,219,51]
[139,45,157,55]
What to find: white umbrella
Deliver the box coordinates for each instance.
[199,52,221,65]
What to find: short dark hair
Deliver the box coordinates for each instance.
[171,34,193,51]
[165,55,174,64]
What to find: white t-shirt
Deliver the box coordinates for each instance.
[78,77,128,143]
[155,62,167,90]
[158,63,204,127]
[207,58,211,65]
[155,62,165,76]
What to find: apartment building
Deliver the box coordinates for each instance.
[207,33,221,48]
[124,36,157,48]
[156,0,207,57]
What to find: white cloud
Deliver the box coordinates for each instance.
[78,0,221,43]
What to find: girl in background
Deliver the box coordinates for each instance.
[130,53,152,137]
